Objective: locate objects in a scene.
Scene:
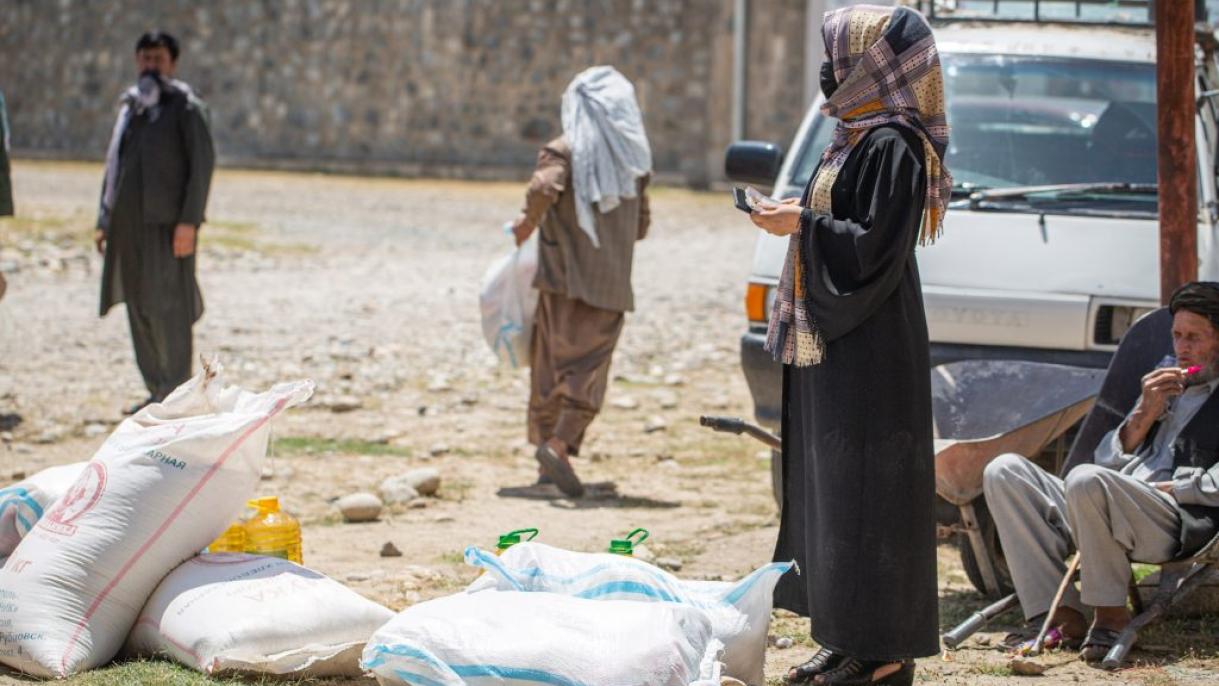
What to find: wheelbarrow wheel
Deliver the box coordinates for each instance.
[957,497,1014,598]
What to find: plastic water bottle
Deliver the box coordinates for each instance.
[243,496,302,564]
[496,528,539,555]
[608,528,649,556]
[206,522,246,554]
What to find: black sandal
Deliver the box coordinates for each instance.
[786,648,843,684]
[814,658,913,686]
[1001,613,1085,654]
[1079,627,1121,663]
[534,444,584,497]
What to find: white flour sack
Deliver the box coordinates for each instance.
[0,462,86,556]
[0,362,313,678]
[465,543,793,686]
[126,553,393,677]
[362,590,723,686]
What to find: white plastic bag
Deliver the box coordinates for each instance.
[0,362,313,678]
[127,553,394,677]
[0,462,86,556]
[362,590,722,686]
[479,231,538,368]
[465,543,793,686]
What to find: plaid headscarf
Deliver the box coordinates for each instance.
[766,4,952,367]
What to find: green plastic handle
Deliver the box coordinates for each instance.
[625,528,650,546]
[497,528,540,549]
[608,528,650,555]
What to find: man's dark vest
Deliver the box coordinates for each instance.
[1142,387,1219,557]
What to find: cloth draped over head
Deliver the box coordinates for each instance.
[560,65,653,249]
[1170,281,1219,331]
[99,72,195,231]
[765,4,952,367]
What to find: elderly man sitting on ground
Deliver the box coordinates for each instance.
[983,281,1219,662]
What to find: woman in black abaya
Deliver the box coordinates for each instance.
[748,5,953,685]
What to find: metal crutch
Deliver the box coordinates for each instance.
[942,592,1021,649]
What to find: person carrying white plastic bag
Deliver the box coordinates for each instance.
[127,552,394,677]
[362,590,722,686]
[479,228,539,369]
[506,66,654,499]
[464,542,793,686]
[0,359,313,678]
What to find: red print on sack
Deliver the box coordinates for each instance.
[42,463,108,537]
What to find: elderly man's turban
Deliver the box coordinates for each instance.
[1170,281,1219,331]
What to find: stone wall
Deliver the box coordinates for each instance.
[0,0,810,186]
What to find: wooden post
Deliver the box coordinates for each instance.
[1156,0,1199,303]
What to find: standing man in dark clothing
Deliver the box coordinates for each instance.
[96,32,214,412]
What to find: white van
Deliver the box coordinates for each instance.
[728,4,1219,428]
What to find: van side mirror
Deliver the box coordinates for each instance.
[725,141,785,188]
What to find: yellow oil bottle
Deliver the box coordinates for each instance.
[206,521,247,554]
[243,496,302,564]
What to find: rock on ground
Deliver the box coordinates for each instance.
[402,467,442,497]
[379,476,420,505]
[335,492,383,522]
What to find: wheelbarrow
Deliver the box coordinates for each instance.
[701,359,1105,599]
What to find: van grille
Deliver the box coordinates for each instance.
[1094,305,1155,347]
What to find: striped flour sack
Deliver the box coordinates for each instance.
[0,462,86,556]
[464,542,794,686]
[362,590,722,686]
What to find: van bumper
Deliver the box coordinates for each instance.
[739,330,1113,427]
[740,330,782,428]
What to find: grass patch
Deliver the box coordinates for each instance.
[199,218,317,256]
[274,436,411,458]
[437,478,474,503]
[968,663,1014,677]
[1132,563,1158,583]
[301,511,345,527]
[0,212,92,247]
[205,219,259,233]
[18,658,350,685]
[1141,615,1219,657]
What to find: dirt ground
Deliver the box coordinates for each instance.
[1,160,1217,685]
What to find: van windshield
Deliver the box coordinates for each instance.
[786,54,1158,211]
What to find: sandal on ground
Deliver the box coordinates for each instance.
[785,648,843,684]
[1079,626,1122,663]
[1002,616,1082,654]
[814,658,914,686]
[534,444,584,497]
[1008,626,1083,655]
